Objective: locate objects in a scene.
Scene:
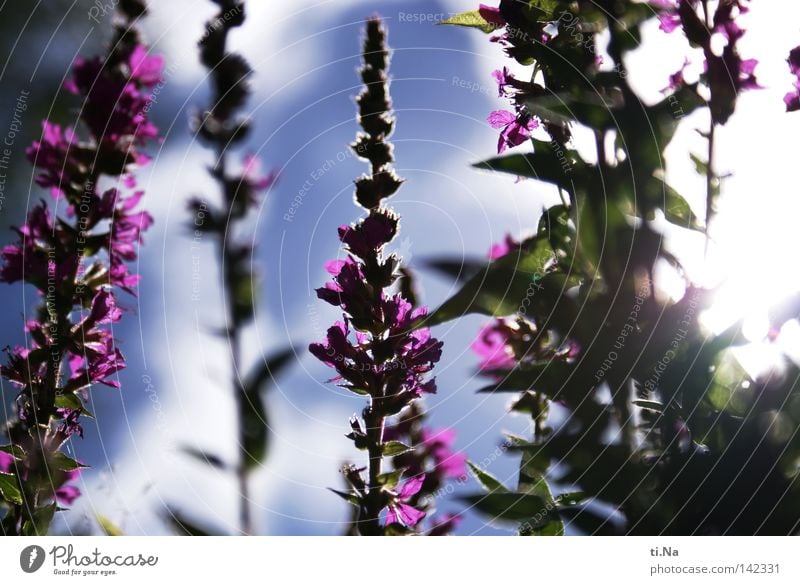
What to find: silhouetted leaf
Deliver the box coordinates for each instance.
[240,347,296,470]
[467,461,508,493]
[424,257,485,283]
[461,492,549,522]
[181,446,229,471]
[165,509,217,536]
[328,488,360,507]
[421,237,554,327]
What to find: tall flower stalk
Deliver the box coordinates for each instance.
[185,0,278,536]
[0,0,161,535]
[310,18,463,536]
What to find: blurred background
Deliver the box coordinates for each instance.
[0,0,799,535]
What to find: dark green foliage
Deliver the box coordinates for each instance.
[440,0,800,535]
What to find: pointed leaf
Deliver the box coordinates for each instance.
[467,461,508,493]
[381,441,413,457]
[438,10,497,34]
[96,514,124,536]
[460,492,548,522]
[0,473,22,505]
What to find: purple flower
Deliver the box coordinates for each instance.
[488,110,538,154]
[488,233,522,260]
[55,469,82,506]
[64,44,162,153]
[242,154,278,192]
[492,67,513,97]
[478,4,505,27]
[69,337,126,389]
[386,474,426,527]
[128,45,165,87]
[83,288,123,330]
[472,320,516,371]
[422,427,467,479]
[58,409,85,440]
[107,190,154,293]
[663,58,690,93]
[785,46,800,112]
[0,450,13,473]
[26,122,82,198]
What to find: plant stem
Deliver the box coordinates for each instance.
[361,403,385,535]
[215,145,253,536]
[703,121,716,263]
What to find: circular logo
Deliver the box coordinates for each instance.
[19,545,46,574]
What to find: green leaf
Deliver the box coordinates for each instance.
[518,446,563,536]
[460,492,549,522]
[50,452,88,472]
[421,237,554,327]
[523,94,614,131]
[525,0,562,20]
[96,514,124,536]
[467,461,508,493]
[690,152,709,176]
[706,351,753,416]
[0,444,25,460]
[381,441,413,457]
[22,503,56,536]
[474,139,583,188]
[55,393,94,418]
[328,488,360,507]
[438,10,498,34]
[0,473,22,505]
[657,179,703,231]
[555,491,586,507]
[378,468,405,489]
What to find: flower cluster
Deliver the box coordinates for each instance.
[0,1,161,534]
[311,18,455,536]
[785,46,800,112]
[481,12,542,154]
[653,0,758,124]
